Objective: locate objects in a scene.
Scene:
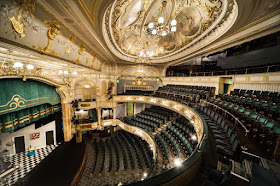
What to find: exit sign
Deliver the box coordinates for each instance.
[228,80,232,84]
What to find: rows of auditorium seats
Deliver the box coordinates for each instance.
[153,85,215,105]
[124,106,175,132]
[208,98,280,153]
[196,105,241,159]
[124,105,197,166]
[229,89,280,103]
[91,131,153,179]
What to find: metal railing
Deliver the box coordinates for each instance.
[167,64,280,77]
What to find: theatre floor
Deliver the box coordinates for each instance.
[1,144,57,186]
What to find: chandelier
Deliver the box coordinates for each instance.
[147,1,177,37]
[135,42,153,64]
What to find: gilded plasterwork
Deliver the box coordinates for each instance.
[8,0,36,37]
[108,0,224,59]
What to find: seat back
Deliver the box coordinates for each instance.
[232,139,239,151]
[227,128,233,137]
[216,117,222,125]
[223,124,229,132]
[229,133,236,143]
[220,121,226,128]
[213,114,218,121]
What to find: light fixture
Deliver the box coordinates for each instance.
[174,158,182,167]
[58,70,63,74]
[26,64,34,70]
[84,84,91,88]
[147,1,177,37]
[13,62,23,68]
[143,172,147,177]
[135,42,153,64]
[191,135,197,141]
[73,71,77,75]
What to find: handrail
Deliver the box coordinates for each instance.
[168,64,280,77]
[200,99,249,150]
[70,140,87,186]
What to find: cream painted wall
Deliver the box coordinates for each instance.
[0,121,56,156]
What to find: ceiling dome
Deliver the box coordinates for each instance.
[103,0,238,64]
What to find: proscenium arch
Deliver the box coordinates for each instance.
[0,75,73,141]
[0,75,66,87]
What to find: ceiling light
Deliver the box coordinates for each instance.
[147,1,176,37]
[58,70,63,74]
[84,84,91,88]
[63,71,68,74]
[13,62,23,68]
[174,158,182,167]
[158,17,164,24]
[148,23,154,29]
[171,19,177,26]
[26,64,34,69]
[73,71,77,75]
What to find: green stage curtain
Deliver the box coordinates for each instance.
[0,104,61,133]
[0,79,61,133]
[0,79,61,115]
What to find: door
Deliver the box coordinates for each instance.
[224,84,229,94]
[15,136,25,153]
[46,131,54,145]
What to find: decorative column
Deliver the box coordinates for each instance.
[134,103,137,115]
[97,107,101,126]
[113,107,116,119]
[124,103,127,117]
[76,131,82,143]
[62,103,72,142]
[143,103,146,110]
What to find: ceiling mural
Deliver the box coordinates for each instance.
[104,0,234,63]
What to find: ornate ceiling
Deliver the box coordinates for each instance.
[104,0,231,63]
[0,0,279,77]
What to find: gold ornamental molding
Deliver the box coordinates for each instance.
[77,0,99,27]
[75,119,157,160]
[33,19,62,55]
[8,0,36,38]
[0,94,60,114]
[113,95,205,142]
[0,74,66,87]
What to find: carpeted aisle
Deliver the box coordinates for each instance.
[16,139,85,186]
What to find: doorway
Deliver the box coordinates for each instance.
[224,84,229,94]
[46,131,54,145]
[15,136,25,153]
